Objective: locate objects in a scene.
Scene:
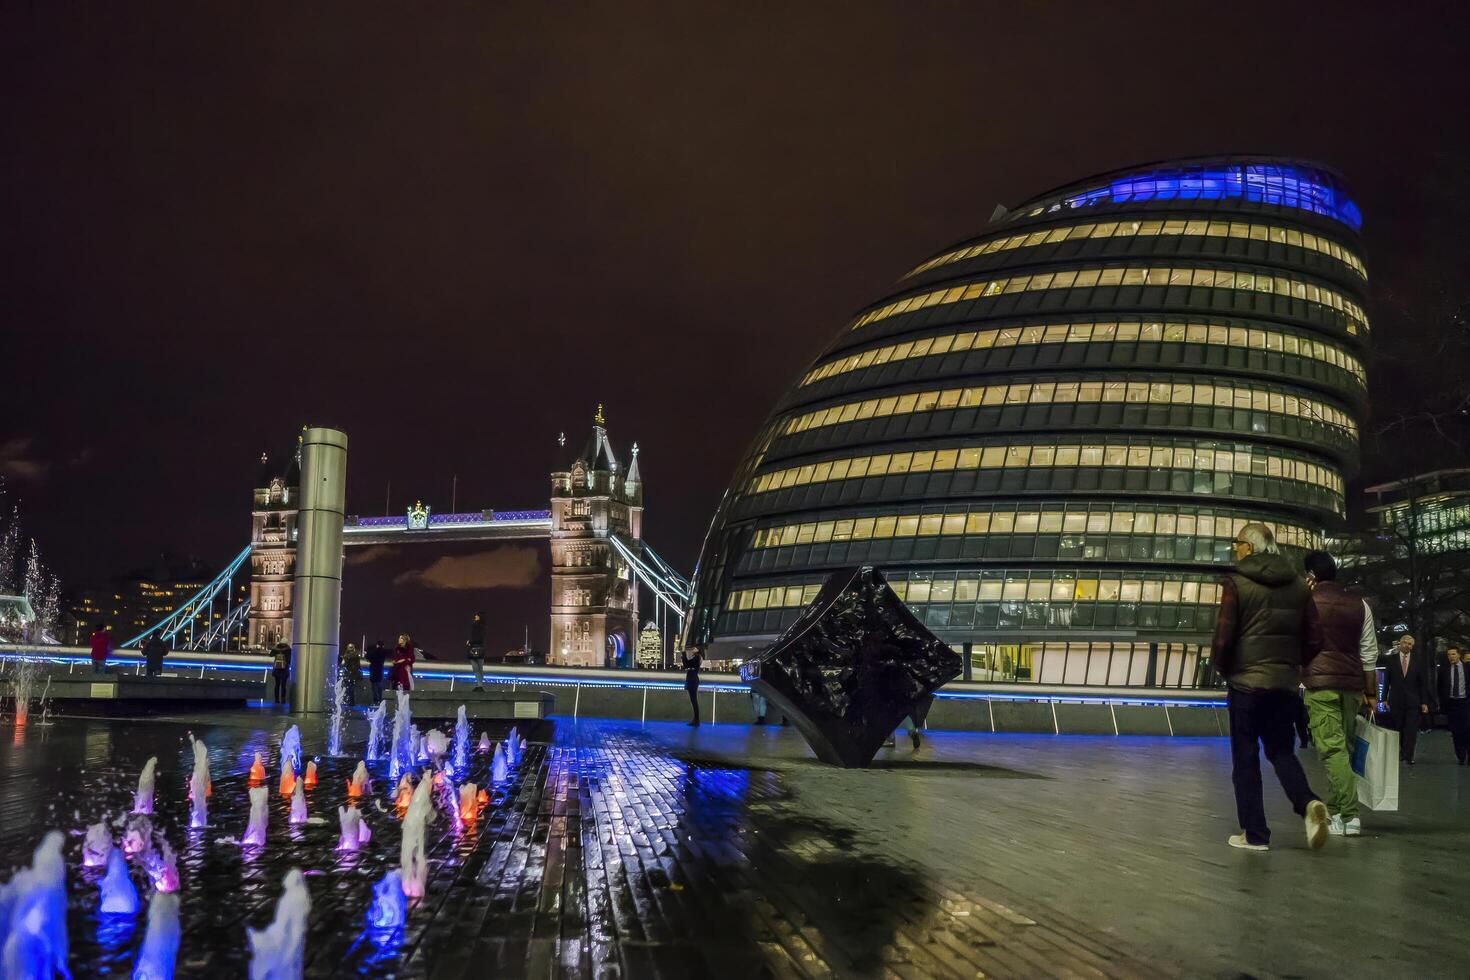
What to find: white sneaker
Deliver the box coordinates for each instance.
[1327,814,1345,836]
[1305,800,1329,850]
[1345,818,1362,837]
[1228,833,1268,851]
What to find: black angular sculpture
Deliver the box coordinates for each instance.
[738,566,962,768]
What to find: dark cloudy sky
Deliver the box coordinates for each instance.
[4,3,1468,654]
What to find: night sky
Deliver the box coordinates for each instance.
[4,4,1468,655]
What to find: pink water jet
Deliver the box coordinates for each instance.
[241,786,269,848]
[288,780,308,825]
[336,806,371,851]
[188,738,210,828]
[142,837,179,893]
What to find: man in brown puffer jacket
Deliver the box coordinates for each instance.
[1212,523,1329,852]
[1302,551,1379,837]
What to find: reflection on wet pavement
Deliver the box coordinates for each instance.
[0,712,1162,978]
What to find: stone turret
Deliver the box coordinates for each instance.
[548,406,642,667]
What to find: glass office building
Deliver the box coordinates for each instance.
[690,157,1369,687]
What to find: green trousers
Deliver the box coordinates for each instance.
[1305,688,1359,821]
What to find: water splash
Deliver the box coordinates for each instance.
[347,762,370,798]
[457,783,479,826]
[7,656,39,729]
[476,731,491,753]
[82,822,112,868]
[133,757,158,814]
[326,668,347,757]
[98,846,139,915]
[410,727,425,765]
[279,726,301,785]
[336,806,371,851]
[122,815,152,858]
[392,775,414,810]
[506,727,520,762]
[288,781,307,825]
[247,868,309,980]
[0,831,68,978]
[241,786,269,848]
[365,702,387,762]
[399,779,433,898]
[423,729,448,769]
[132,891,180,980]
[432,774,463,836]
[388,692,411,783]
[247,752,266,785]
[366,870,406,929]
[141,836,179,893]
[303,760,317,789]
[188,739,209,829]
[453,707,469,774]
[491,744,508,783]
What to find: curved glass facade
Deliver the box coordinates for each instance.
[690,156,1367,687]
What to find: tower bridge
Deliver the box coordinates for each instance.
[126,409,691,708]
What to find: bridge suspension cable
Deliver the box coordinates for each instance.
[609,536,690,638]
[122,545,253,650]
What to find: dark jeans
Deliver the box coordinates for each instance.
[370,673,384,703]
[1228,687,1319,845]
[1293,692,1311,747]
[1445,701,1469,763]
[272,668,289,704]
[1388,700,1422,761]
[687,686,700,725]
[92,661,108,675]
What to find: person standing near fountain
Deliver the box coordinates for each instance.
[340,643,361,707]
[366,639,388,704]
[391,634,416,693]
[90,623,112,674]
[143,634,168,677]
[682,645,703,727]
[270,640,292,705]
[466,612,487,691]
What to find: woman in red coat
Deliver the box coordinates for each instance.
[390,634,416,692]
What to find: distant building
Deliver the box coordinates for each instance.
[636,620,663,669]
[548,407,643,668]
[247,451,299,650]
[66,558,248,647]
[1366,469,1470,556]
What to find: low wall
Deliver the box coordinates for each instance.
[0,645,1226,736]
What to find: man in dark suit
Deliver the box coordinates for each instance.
[1383,635,1430,765]
[1437,645,1470,765]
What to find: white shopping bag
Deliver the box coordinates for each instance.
[1351,716,1399,811]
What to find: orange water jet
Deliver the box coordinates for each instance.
[247,752,266,784]
[279,769,296,797]
[304,761,318,788]
[393,774,414,808]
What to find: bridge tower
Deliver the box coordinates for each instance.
[549,407,642,667]
[246,452,299,650]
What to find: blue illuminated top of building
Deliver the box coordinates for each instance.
[1031,162,1361,231]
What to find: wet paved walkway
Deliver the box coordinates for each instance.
[1,709,1466,977]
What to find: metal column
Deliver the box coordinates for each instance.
[291,426,348,712]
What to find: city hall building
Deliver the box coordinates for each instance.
[689,157,1368,687]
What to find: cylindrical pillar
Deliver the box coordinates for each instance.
[291,427,348,712]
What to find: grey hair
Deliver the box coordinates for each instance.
[1238,522,1279,555]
